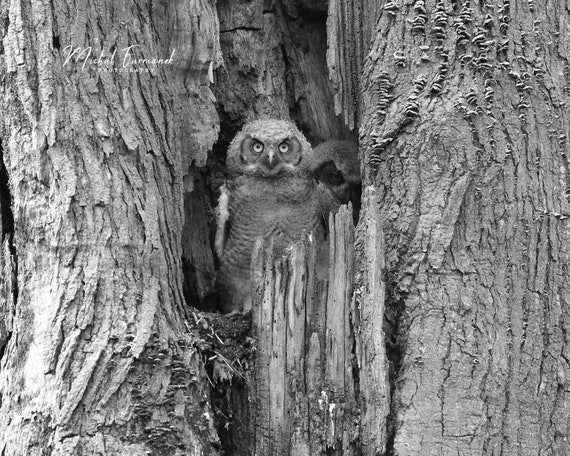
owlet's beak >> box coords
[260,146,279,171]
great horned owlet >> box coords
[214,119,323,313]
[311,140,361,218]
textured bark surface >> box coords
[349,0,570,454]
[214,0,352,144]
[0,0,221,454]
[0,239,15,357]
[352,186,389,455]
[327,0,383,129]
[182,168,216,305]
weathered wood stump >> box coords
[249,188,389,455]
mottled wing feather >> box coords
[317,181,342,215]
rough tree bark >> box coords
[0,0,222,454]
[332,0,570,454]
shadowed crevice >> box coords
[384,281,405,455]
[0,143,14,238]
[0,141,18,362]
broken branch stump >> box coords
[249,198,389,455]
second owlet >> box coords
[214,119,323,313]
[312,140,361,218]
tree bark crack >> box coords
[384,288,405,456]
[0,142,15,250]
[0,140,17,361]
[220,26,263,34]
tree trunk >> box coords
[0,0,222,454]
[340,0,570,454]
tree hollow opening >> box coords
[181,1,364,454]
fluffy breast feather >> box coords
[215,185,230,259]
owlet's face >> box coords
[227,119,313,177]
[311,140,361,204]
[240,135,302,176]
[315,162,352,203]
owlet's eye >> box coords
[278,141,290,154]
[252,141,264,154]
[329,171,345,185]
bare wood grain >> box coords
[353,186,389,454]
[327,0,382,129]
[250,206,386,455]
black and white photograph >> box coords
[0,0,569,454]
